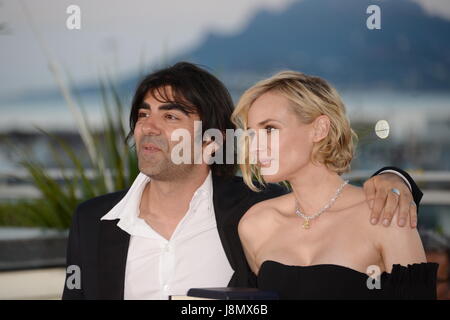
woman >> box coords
[231,71,437,299]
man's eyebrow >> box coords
[137,102,196,116]
[139,102,150,110]
[158,103,195,116]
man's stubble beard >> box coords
[137,131,205,181]
[141,162,195,182]
[138,147,198,182]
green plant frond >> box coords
[99,77,127,190]
[35,128,97,200]
[4,71,139,229]
[108,77,127,140]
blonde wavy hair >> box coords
[231,71,358,192]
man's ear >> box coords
[312,115,331,143]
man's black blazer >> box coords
[62,167,422,299]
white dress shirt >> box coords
[101,171,234,300]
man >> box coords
[62,62,422,299]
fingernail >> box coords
[399,218,406,227]
[371,218,378,225]
[383,219,390,226]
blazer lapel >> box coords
[212,175,252,283]
[98,219,130,299]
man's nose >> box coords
[141,116,161,135]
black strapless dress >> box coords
[257,260,438,300]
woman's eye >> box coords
[265,126,276,133]
[138,112,149,118]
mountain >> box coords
[175,0,450,91]
[3,0,449,104]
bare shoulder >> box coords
[239,197,282,226]
[343,185,420,244]
[335,185,425,270]
[238,193,290,238]
[331,184,377,233]
[333,184,371,218]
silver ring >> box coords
[410,201,416,206]
[391,188,401,196]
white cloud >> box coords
[412,0,450,20]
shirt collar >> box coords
[100,172,149,226]
[101,170,213,224]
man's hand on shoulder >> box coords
[363,173,417,229]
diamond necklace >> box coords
[294,180,349,229]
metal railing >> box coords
[1,169,450,204]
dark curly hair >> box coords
[127,61,238,177]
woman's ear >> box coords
[312,115,331,143]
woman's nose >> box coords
[249,130,268,153]
[249,133,259,154]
